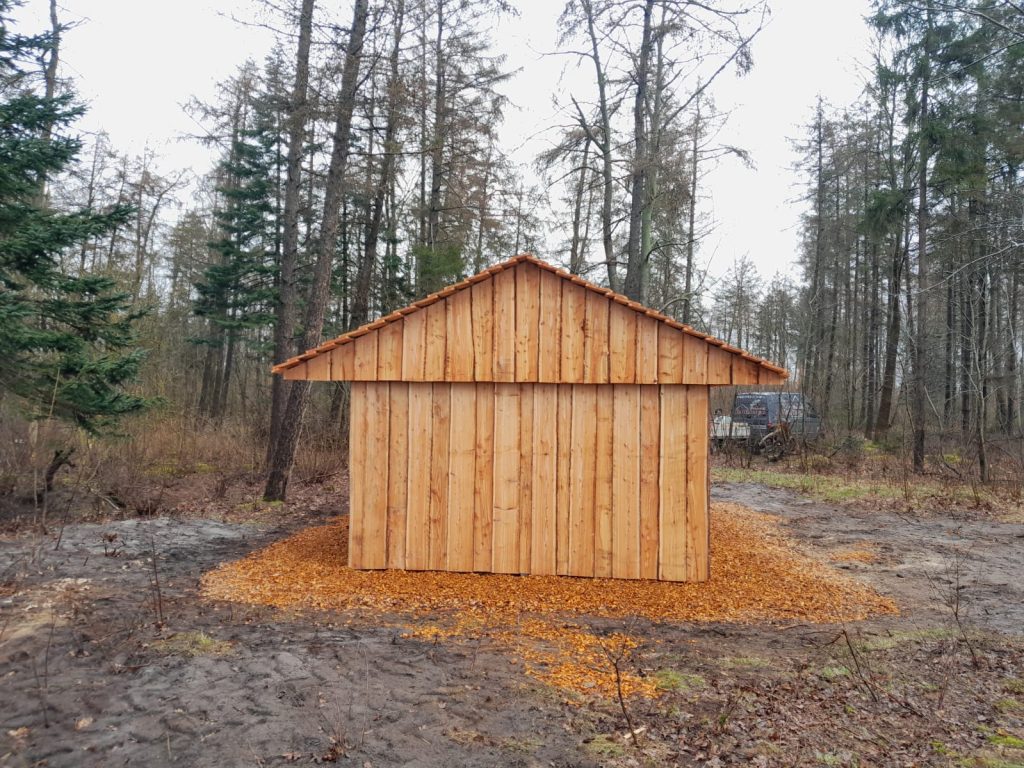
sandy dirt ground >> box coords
[1,483,1022,767]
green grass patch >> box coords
[584,734,625,758]
[712,467,896,504]
[153,631,232,657]
[858,628,955,652]
[718,656,771,670]
[652,669,706,692]
[996,699,1023,713]
[819,665,851,682]
[1005,680,1024,695]
[987,732,1024,750]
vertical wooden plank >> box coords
[386,383,408,570]
[584,292,610,383]
[732,357,758,385]
[530,384,558,575]
[471,280,493,381]
[424,300,447,380]
[331,344,355,380]
[515,264,540,381]
[611,385,640,579]
[348,382,367,569]
[491,383,520,572]
[401,310,427,381]
[568,385,596,577]
[283,361,309,380]
[560,283,586,382]
[609,302,637,384]
[473,384,495,572]
[658,326,683,383]
[308,350,332,380]
[518,384,534,573]
[493,267,516,381]
[447,383,476,571]
[353,332,378,380]
[707,344,733,384]
[361,383,389,568]
[681,333,708,385]
[376,320,404,380]
[428,383,450,569]
[405,383,432,570]
[445,289,474,380]
[659,385,688,581]
[639,385,660,580]
[686,386,710,582]
[537,269,562,382]
[555,385,573,575]
[594,384,614,577]
[636,315,659,384]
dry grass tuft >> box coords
[202,501,897,699]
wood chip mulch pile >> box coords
[201,501,897,699]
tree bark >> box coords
[264,0,370,501]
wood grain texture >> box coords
[424,300,447,381]
[445,289,474,380]
[401,310,426,381]
[376,320,403,380]
[361,382,389,568]
[471,280,494,381]
[681,333,708,385]
[636,315,659,384]
[333,344,355,380]
[611,385,640,579]
[530,384,557,575]
[658,385,688,581]
[308,349,331,380]
[348,382,367,568]
[568,385,596,576]
[707,345,732,384]
[657,326,683,383]
[473,384,494,571]
[560,282,586,382]
[685,386,710,581]
[515,264,540,381]
[385,383,408,569]
[446,383,476,571]
[555,385,573,575]
[609,302,637,384]
[518,384,534,573]
[491,383,520,572]
[639,385,660,580]
[353,332,378,380]
[493,268,516,381]
[537,269,562,382]
[584,292,610,383]
[428,383,451,569]
[593,384,614,577]
[404,383,432,569]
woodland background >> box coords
[1,0,1023,513]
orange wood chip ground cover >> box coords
[201,502,897,699]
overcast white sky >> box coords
[15,0,874,281]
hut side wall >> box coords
[348,381,710,582]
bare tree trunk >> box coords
[911,2,932,473]
[683,99,701,324]
[267,0,316,468]
[622,0,655,302]
[264,0,370,501]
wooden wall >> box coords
[285,261,779,387]
[348,381,710,582]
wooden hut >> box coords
[273,254,788,582]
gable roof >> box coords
[272,253,788,385]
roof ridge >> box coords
[271,253,788,376]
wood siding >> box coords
[284,261,786,386]
[348,381,711,582]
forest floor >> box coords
[0,470,1023,767]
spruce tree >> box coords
[0,2,147,433]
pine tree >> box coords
[0,2,146,434]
